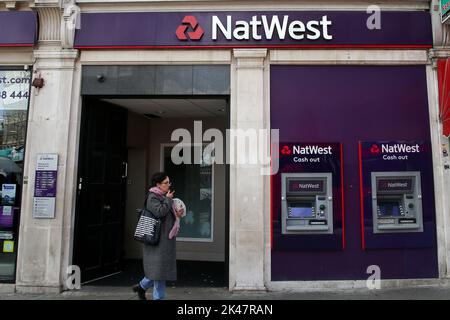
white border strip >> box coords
[427,64,450,278]
[76,1,430,13]
[270,49,429,65]
[80,50,231,65]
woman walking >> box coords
[133,172,183,300]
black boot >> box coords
[132,284,147,300]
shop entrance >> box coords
[73,95,229,288]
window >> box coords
[163,145,214,242]
[0,69,31,282]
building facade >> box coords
[0,0,449,294]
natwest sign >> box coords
[75,11,432,49]
[292,145,333,155]
[211,15,332,41]
[362,141,425,162]
[370,143,421,155]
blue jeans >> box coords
[139,277,166,300]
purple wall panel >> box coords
[0,11,37,46]
[270,66,438,280]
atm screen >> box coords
[377,178,413,192]
[288,205,314,218]
[288,180,324,193]
[378,201,402,217]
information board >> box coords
[33,154,58,219]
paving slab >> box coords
[1,285,450,300]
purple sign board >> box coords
[75,11,431,49]
[0,11,37,46]
[272,142,344,251]
[34,171,57,198]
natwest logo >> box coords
[381,144,420,154]
[370,144,381,155]
[281,145,292,155]
[212,15,333,41]
[176,16,205,41]
[369,143,421,159]
[293,145,332,155]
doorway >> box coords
[72,98,127,282]
[73,96,229,288]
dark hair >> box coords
[151,172,168,187]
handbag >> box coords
[134,194,162,246]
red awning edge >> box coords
[438,59,450,137]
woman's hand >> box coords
[166,190,175,199]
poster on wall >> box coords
[0,70,31,189]
[0,70,31,111]
[0,206,13,228]
[33,154,58,219]
[3,240,14,253]
[1,184,16,206]
[0,231,13,240]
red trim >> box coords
[340,143,345,250]
[438,59,450,137]
[74,44,432,50]
[358,142,366,251]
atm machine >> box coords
[371,172,423,233]
[281,173,333,234]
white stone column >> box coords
[425,61,449,279]
[15,2,81,293]
[427,49,450,279]
[430,0,450,279]
[229,49,268,291]
[15,46,79,293]
[431,0,444,46]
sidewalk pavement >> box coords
[1,284,450,300]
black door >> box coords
[73,98,128,282]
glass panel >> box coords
[0,70,31,282]
[164,145,213,241]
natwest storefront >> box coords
[9,3,449,293]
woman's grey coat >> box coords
[142,192,176,281]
